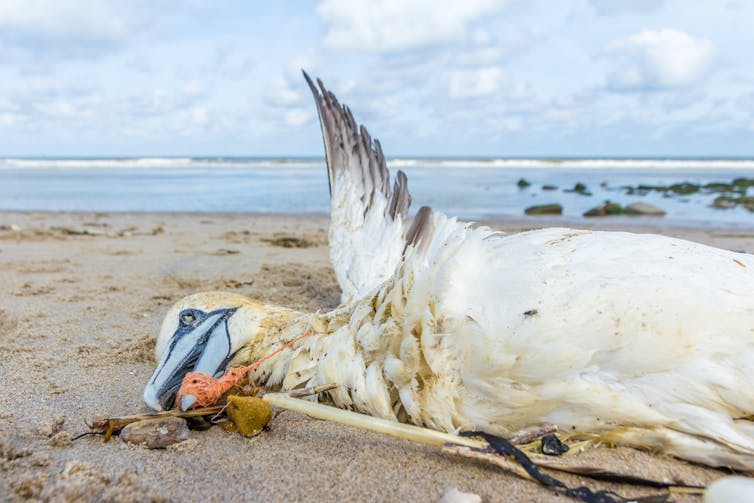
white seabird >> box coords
[144,72,754,470]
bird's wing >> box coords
[304,72,412,304]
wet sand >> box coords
[1,211,752,502]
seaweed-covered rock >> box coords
[625,203,666,216]
[525,204,562,215]
[584,202,624,217]
[712,195,754,211]
[740,197,754,212]
[712,196,738,210]
[733,178,754,189]
[669,182,700,195]
[517,178,531,188]
[564,182,591,196]
[704,182,736,193]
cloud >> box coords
[602,29,715,91]
[260,72,315,128]
[590,0,665,15]
[0,0,133,59]
[316,0,506,52]
[449,67,504,99]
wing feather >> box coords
[304,71,416,303]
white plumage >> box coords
[144,73,754,470]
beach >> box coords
[1,211,751,502]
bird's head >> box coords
[142,291,271,411]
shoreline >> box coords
[2,209,752,232]
[0,211,748,501]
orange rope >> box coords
[176,327,313,409]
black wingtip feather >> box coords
[303,72,414,224]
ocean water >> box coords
[1,157,753,228]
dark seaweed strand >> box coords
[461,432,669,503]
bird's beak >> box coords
[143,307,238,411]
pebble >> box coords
[541,433,569,455]
[120,417,190,449]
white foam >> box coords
[3,157,754,171]
[386,158,754,170]
[0,157,325,170]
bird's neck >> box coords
[250,276,454,429]
[235,304,351,389]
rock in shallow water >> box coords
[525,203,562,215]
[120,417,190,449]
[584,202,624,217]
[625,202,666,216]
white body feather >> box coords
[272,213,754,469]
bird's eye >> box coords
[180,311,197,326]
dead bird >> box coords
[144,72,754,470]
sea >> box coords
[1,157,753,228]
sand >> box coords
[1,211,751,502]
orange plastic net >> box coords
[176,328,313,409]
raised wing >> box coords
[304,71,414,304]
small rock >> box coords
[120,417,190,449]
[541,433,569,456]
[517,178,531,188]
[439,488,482,503]
[625,202,666,216]
[525,203,562,215]
[541,184,558,191]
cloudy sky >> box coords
[1,0,752,157]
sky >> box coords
[1,0,753,157]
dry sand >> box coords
[1,211,752,502]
